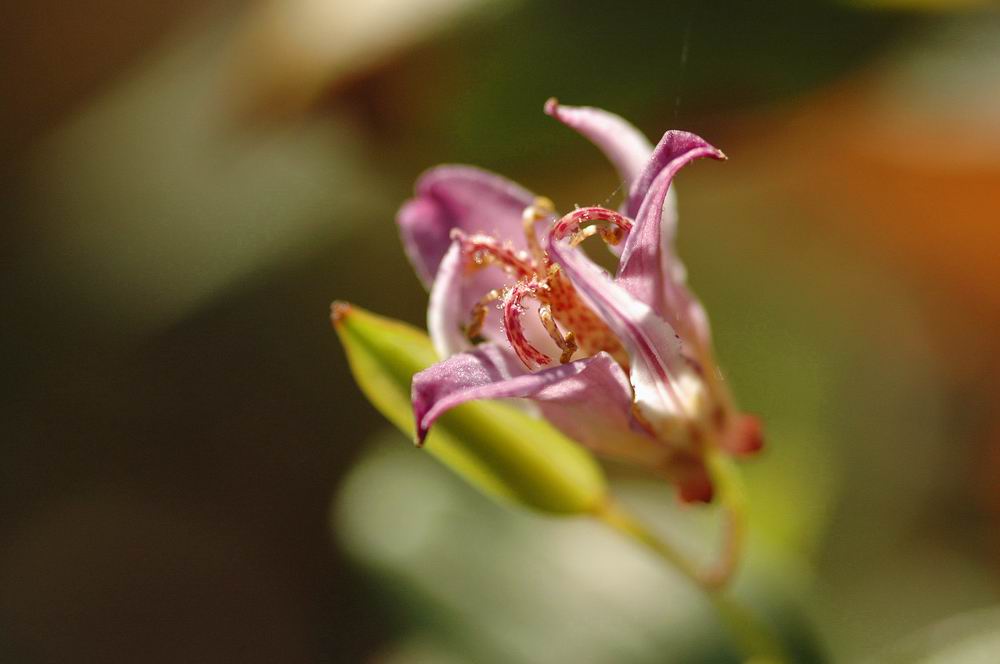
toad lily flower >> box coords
[400,99,762,504]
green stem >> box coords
[703,448,748,589]
[593,458,786,663]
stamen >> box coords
[568,224,600,247]
[538,304,577,363]
[502,281,552,369]
[569,222,627,248]
[522,196,555,264]
[464,288,501,343]
[452,230,535,278]
[551,206,632,245]
[602,224,626,246]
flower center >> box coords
[456,199,632,370]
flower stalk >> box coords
[593,464,786,664]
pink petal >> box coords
[544,98,652,189]
[546,236,700,435]
[616,133,725,336]
[426,241,478,358]
[412,345,663,466]
[623,130,723,218]
[397,165,535,286]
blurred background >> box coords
[2,0,1000,661]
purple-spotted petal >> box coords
[412,345,663,465]
[546,235,701,436]
[397,165,535,286]
[616,133,725,329]
[544,98,652,189]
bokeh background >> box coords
[3,0,1000,662]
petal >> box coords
[427,240,476,359]
[397,165,535,286]
[616,133,725,329]
[623,130,722,218]
[546,236,703,436]
[532,356,666,466]
[412,345,664,466]
[412,344,523,445]
[544,98,652,189]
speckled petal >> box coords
[547,234,700,435]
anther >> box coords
[569,224,601,248]
[464,289,501,343]
[602,224,625,246]
[538,304,577,363]
[522,196,556,264]
[568,223,624,248]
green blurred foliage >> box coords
[367,0,910,172]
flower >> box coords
[399,99,762,503]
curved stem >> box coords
[595,498,703,582]
[603,447,748,589]
[708,592,788,664]
[593,492,785,663]
[701,448,748,589]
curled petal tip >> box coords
[331,300,352,326]
[543,97,559,115]
[708,145,727,161]
[414,426,428,448]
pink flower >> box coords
[399,99,762,503]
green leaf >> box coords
[332,301,608,515]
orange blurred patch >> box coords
[737,74,1000,362]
